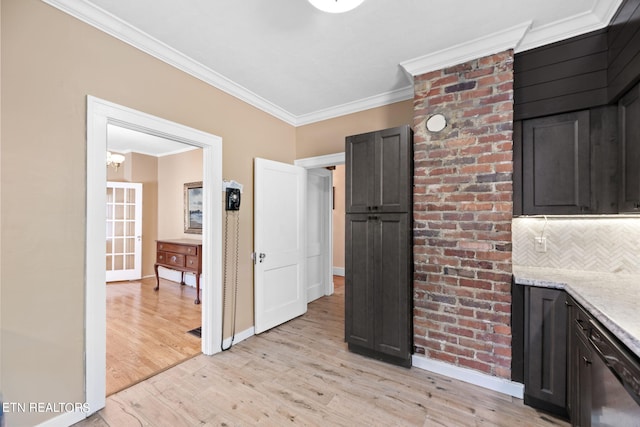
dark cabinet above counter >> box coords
[513,106,619,216]
[513,0,640,216]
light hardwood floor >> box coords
[79,277,569,426]
[106,277,202,396]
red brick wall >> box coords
[412,50,514,379]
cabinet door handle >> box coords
[583,356,592,366]
[171,256,177,262]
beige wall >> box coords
[332,165,345,271]
[295,100,413,158]
[158,149,203,241]
[1,0,294,425]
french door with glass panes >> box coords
[106,181,143,282]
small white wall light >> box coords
[426,114,447,132]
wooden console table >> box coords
[154,239,202,304]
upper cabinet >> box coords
[618,82,640,212]
[521,111,591,215]
[514,106,618,216]
[345,125,413,214]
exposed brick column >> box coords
[412,50,514,379]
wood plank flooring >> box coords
[106,278,202,396]
[79,277,569,426]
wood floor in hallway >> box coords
[106,277,202,396]
[79,277,569,426]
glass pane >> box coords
[115,188,125,203]
[114,255,124,270]
[125,238,135,252]
[106,222,113,238]
[106,188,114,203]
[126,221,135,235]
[126,188,136,203]
[126,204,136,220]
[106,205,113,220]
[114,205,124,220]
[106,255,113,271]
[106,238,113,253]
[114,238,124,254]
[125,255,135,269]
[114,222,124,237]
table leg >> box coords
[154,263,160,291]
[195,273,201,305]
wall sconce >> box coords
[106,151,125,171]
[308,0,365,13]
[426,114,447,133]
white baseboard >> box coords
[332,267,345,276]
[222,326,254,349]
[412,354,524,398]
[158,266,198,288]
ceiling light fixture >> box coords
[308,0,365,13]
[106,151,125,171]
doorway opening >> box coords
[295,152,345,307]
[86,96,223,415]
[104,127,205,395]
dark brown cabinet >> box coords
[346,125,412,213]
[618,82,640,212]
[345,125,413,368]
[567,296,592,426]
[521,111,591,215]
[514,106,618,216]
[523,286,568,417]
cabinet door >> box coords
[573,334,592,427]
[523,111,590,214]
[619,83,640,212]
[346,133,376,213]
[373,213,411,362]
[346,125,412,213]
[524,287,568,416]
[345,214,375,348]
[375,126,412,213]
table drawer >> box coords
[186,255,199,271]
[157,242,198,256]
[158,251,185,268]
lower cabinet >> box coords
[523,286,569,417]
[345,213,412,367]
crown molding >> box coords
[294,86,414,126]
[516,0,624,53]
[41,0,299,125]
[400,21,532,78]
[42,0,625,126]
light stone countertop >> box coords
[512,265,640,359]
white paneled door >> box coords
[106,181,142,282]
[306,168,332,303]
[254,158,307,334]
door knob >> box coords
[259,253,266,263]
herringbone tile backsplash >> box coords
[513,217,640,273]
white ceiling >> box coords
[45,0,623,154]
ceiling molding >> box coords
[400,21,532,78]
[515,0,624,53]
[294,86,415,126]
[41,0,298,125]
[41,0,625,127]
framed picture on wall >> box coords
[184,181,203,234]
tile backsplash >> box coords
[512,217,640,274]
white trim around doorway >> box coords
[85,96,223,418]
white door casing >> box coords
[254,158,307,334]
[306,168,332,302]
[86,96,223,418]
[105,181,142,282]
